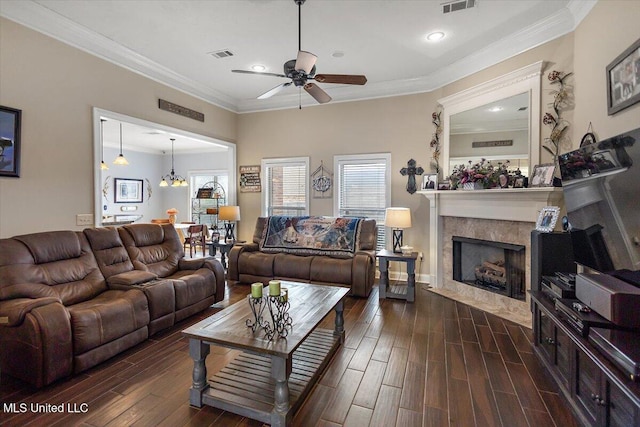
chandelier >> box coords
[159,138,188,187]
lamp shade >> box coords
[384,207,411,229]
[218,205,241,221]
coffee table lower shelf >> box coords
[201,328,340,424]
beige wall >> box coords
[0,18,236,237]
[573,1,640,144]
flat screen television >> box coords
[559,126,640,287]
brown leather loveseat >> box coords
[228,216,377,297]
[0,223,224,388]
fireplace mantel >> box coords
[418,187,563,287]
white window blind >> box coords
[334,154,391,250]
[262,157,309,216]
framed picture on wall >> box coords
[114,178,143,203]
[0,105,22,178]
[607,37,640,115]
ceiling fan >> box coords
[232,0,367,106]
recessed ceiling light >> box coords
[488,106,503,112]
[332,51,345,58]
[251,64,266,72]
[426,32,445,42]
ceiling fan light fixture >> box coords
[426,31,445,42]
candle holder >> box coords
[263,294,292,341]
[245,295,267,333]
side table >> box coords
[376,249,418,302]
[209,240,245,269]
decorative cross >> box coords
[400,159,424,194]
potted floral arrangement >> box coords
[449,159,510,190]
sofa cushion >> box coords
[310,257,352,285]
[273,254,312,281]
[170,270,215,310]
[67,289,149,354]
[238,251,274,277]
[260,216,363,258]
[84,227,135,279]
[119,224,183,277]
[14,231,82,264]
[11,232,106,306]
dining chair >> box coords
[183,224,206,257]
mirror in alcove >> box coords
[93,109,236,227]
[449,92,530,177]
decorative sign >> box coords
[196,188,214,199]
[158,99,204,122]
[472,140,513,148]
[240,165,261,193]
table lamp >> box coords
[384,207,411,253]
[218,205,241,243]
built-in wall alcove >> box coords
[92,108,237,228]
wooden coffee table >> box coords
[182,281,349,427]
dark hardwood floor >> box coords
[0,281,578,427]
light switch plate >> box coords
[76,214,93,226]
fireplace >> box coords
[452,236,525,300]
[419,187,563,326]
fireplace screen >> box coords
[452,236,526,300]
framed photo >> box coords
[114,178,143,203]
[0,105,22,177]
[422,173,438,190]
[437,182,450,190]
[513,176,525,188]
[606,37,640,115]
[530,163,555,187]
[536,206,560,233]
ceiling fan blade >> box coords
[232,70,287,78]
[295,50,317,74]
[304,83,331,104]
[258,82,292,99]
[314,74,368,85]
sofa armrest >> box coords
[228,243,259,281]
[0,299,73,387]
[107,270,158,286]
[351,252,376,297]
[178,257,226,303]
[0,297,62,327]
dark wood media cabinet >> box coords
[530,291,640,426]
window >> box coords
[334,153,391,250]
[262,157,309,216]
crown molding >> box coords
[2,0,595,114]
[0,1,239,112]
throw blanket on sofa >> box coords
[260,216,363,257]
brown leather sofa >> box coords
[0,224,224,388]
[228,217,377,297]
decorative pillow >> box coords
[260,216,363,258]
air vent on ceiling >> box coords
[442,0,476,14]
[209,49,235,59]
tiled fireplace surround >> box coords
[420,187,563,327]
